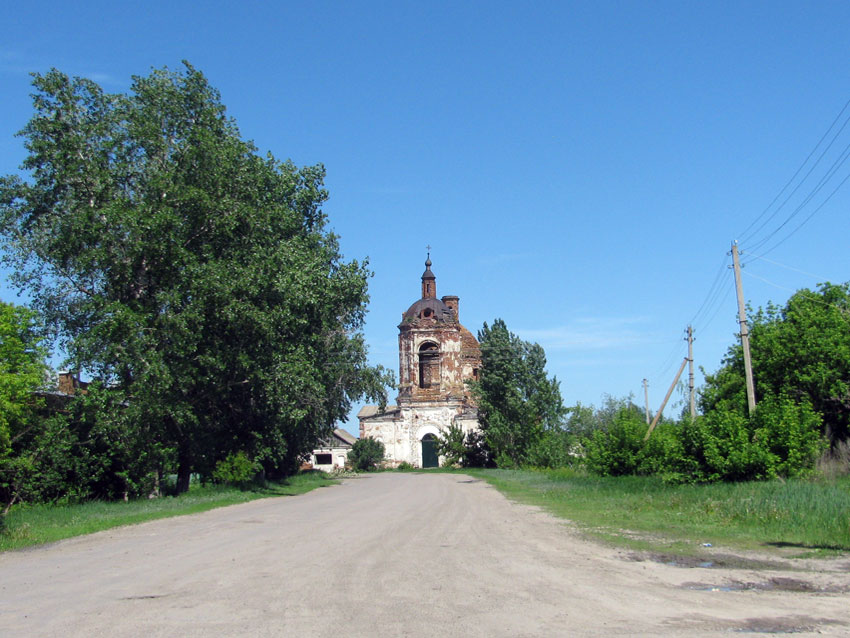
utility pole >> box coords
[687,325,695,420]
[642,378,650,425]
[731,241,757,414]
[645,357,688,441]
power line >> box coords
[688,252,731,328]
[741,254,826,280]
[746,167,850,258]
[738,96,850,246]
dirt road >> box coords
[1,473,848,637]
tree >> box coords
[0,64,392,494]
[469,319,565,467]
[0,302,50,513]
[701,282,850,443]
[347,437,385,471]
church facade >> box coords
[358,256,481,467]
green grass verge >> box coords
[0,471,337,552]
[465,468,850,556]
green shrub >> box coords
[583,408,648,476]
[752,394,827,478]
[435,424,466,466]
[527,429,574,469]
[666,395,826,483]
[396,461,414,472]
[212,451,259,486]
[348,438,385,471]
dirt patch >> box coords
[628,550,788,570]
[668,614,846,634]
[683,576,848,594]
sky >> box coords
[2,1,850,436]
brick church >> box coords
[358,255,481,467]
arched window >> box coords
[418,342,440,389]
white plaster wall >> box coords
[360,404,481,468]
[312,447,351,472]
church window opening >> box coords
[418,342,440,389]
[314,453,332,465]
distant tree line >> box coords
[440,282,848,482]
[0,64,392,514]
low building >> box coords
[310,428,357,471]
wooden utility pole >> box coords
[687,325,695,420]
[644,357,688,441]
[642,378,650,425]
[731,241,757,414]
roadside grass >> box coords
[0,471,337,552]
[465,468,850,556]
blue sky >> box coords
[3,1,850,435]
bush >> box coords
[212,451,259,486]
[436,424,466,466]
[663,395,826,483]
[348,438,385,471]
[396,461,414,472]
[582,408,648,476]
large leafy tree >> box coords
[470,318,565,467]
[701,282,850,443]
[0,302,50,512]
[0,63,390,492]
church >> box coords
[358,255,481,467]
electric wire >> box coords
[687,252,731,329]
[699,282,735,334]
[742,269,850,323]
[746,166,850,258]
[742,254,826,280]
[738,96,850,246]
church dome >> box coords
[402,297,455,323]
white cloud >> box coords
[516,316,653,351]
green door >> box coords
[421,434,439,468]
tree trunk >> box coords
[176,445,192,494]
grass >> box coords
[0,471,337,552]
[465,468,850,556]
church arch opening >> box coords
[421,433,439,468]
[418,341,440,389]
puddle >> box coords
[683,577,846,594]
[629,551,786,570]
[733,616,824,633]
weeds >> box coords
[470,468,850,554]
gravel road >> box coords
[1,472,848,637]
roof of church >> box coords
[357,405,400,419]
[401,297,455,323]
[422,255,435,280]
[459,324,481,354]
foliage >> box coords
[526,428,574,469]
[0,303,47,457]
[435,424,495,468]
[582,404,651,476]
[0,302,51,514]
[469,318,565,467]
[396,461,414,472]
[580,393,825,483]
[0,64,392,496]
[348,437,385,471]
[435,424,466,466]
[212,451,259,486]
[701,282,850,443]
